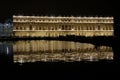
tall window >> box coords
[68,25,71,30]
[62,25,64,30]
[78,26,80,30]
[98,26,100,30]
[106,26,108,30]
[16,27,18,30]
[20,27,22,30]
[30,25,32,30]
[39,27,41,30]
[65,25,67,30]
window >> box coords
[106,26,109,30]
[69,25,71,30]
[65,25,67,30]
[16,27,18,30]
[62,25,64,30]
[55,26,57,30]
[30,25,32,30]
[20,27,22,30]
[90,26,92,30]
[39,27,41,30]
[86,26,88,30]
[78,26,81,30]
[98,26,100,30]
[68,19,71,22]
[109,27,111,30]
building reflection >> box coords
[0,41,13,63]
[0,41,13,56]
[13,40,113,63]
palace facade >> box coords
[13,16,114,37]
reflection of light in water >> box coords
[106,55,109,59]
[45,55,47,62]
[6,47,9,55]
[89,55,93,61]
[78,57,81,61]
[13,40,113,63]
[19,58,24,64]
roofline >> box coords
[13,15,114,19]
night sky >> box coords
[0,0,118,22]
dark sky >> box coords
[0,0,118,22]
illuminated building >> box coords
[13,16,114,37]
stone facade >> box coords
[13,16,114,37]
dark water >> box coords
[13,40,113,63]
[0,40,120,73]
[0,40,113,63]
[0,41,13,64]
